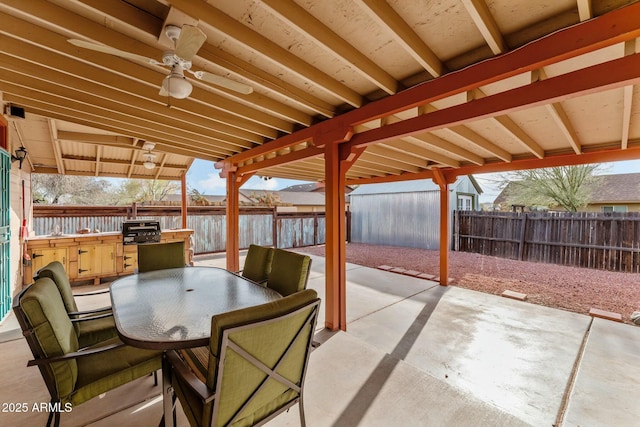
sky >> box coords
[186,158,640,204]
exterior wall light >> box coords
[11,146,28,169]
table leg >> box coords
[161,352,175,427]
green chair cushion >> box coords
[20,278,79,400]
[210,289,318,427]
[137,241,185,273]
[76,316,119,349]
[241,245,274,284]
[266,249,311,297]
[36,261,78,313]
[172,289,318,427]
[72,337,161,405]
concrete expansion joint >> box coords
[554,317,594,427]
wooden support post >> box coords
[181,174,188,229]
[225,170,241,272]
[223,170,254,270]
[324,142,347,331]
[433,169,451,286]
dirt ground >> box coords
[298,243,640,324]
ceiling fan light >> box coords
[143,160,156,170]
[162,74,192,99]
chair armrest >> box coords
[69,306,112,316]
[167,350,217,403]
[70,311,113,322]
[73,289,110,297]
[27,342,124,367]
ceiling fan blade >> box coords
[68,39,160,65]
[174,25,207,61]
[192,71,253,95]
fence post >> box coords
[272,208,278,248]
[518,213,528,260]
[453,210,459,252]
[313,212,318,246]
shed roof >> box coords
[349,176,480,196]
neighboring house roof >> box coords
[280,183,354,193]
[349,176,482,196]
[280,183,324,192]
[165,194,229,204]
[589,173,640,203]
[494,173,640,206]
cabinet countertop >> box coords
[26,229,194,241]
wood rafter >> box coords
[260,0,399,95]
[356,0,444,77]
[462,0,506,54]
[169,0,363,107]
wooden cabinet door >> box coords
[123,250,138,273]
[97,244,116,275]
[32,248,69,272]
[78,244,116,277]
[77,246,96,277]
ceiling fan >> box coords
[68,24,253,99]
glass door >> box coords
[0,149,10,320]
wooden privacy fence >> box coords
[31,204,347,255]
[455,211,640,273]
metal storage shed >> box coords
[349,176,481,249]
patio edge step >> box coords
[589,308,623,322]
[501,290,527,301]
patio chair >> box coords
[238,244,274,285]
[35,261,117,348]
[137,241,186,273]
[12,277,162,427]
[266,249,312,296]
[167,288,320,427]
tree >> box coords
[114,179,180,204]
[498,165,602,211]
[32,174,111,204]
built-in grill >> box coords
[122,220,161,245]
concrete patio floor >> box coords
[1,251,639,426]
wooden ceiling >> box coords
[1,0,639,183]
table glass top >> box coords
[110,267,282,349]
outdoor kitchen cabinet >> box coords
[77,244,117,278]
[23,229,193,285]
[30,247,69,274]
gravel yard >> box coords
[298,243,640,324]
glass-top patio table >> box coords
[110,266,282,427]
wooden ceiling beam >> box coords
[261,0,399,95]
[222,4,640,169]
[577,0,593,21]
[56,131,137,147]
[2,93,231,160]
[47,118,65,174]
[60,154,187,171]
[0,84,242,160]
[470,88,544,159]
[356,0,444,77]
[348,53,640,152]
[169,0,364,107]
[444,125,511,162]
[0,5,302,131]
[461,0,506,54]
[0,30,276,140]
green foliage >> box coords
[498,165,602,212]
[113,179,180,205]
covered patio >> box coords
[2,2,640,426]
[3,0,640,332]
[2,252,639,426]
